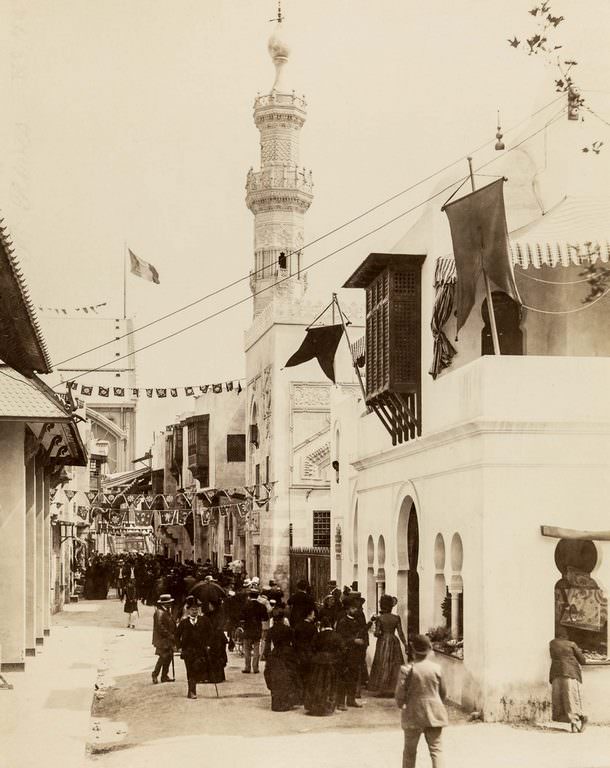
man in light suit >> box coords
[395,634,449,768]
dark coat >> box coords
[287,590,317,627]
[549,638,586,683]
[240,599,269,640]
[176,615,213,659]
[152,606,175,653]
[336,615,367,673]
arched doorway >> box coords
[366,535,375,619]
[396,499,410,632]
[352,502,359,585]
[377,535,386,614]
[433,533,447,627]
[407,505,420,637]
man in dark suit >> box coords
[152,593,176,684]
[287,579,317,628]
[176,596,213,699]
[336,596,368,709]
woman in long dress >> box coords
[304,616,345,716]
[263,614,302,711]
[549,626,587,732]
[368,594,406,697]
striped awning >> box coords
[437,195,610,280]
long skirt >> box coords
[264,648,302,711]
[368,633,404,696]
[551,676,583,723]
[304,658,339,716]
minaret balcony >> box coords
[254,92,307,110]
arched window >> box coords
[481,292,523,356]
[433,534,446,628]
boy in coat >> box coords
[395,634,448,768]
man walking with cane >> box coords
[152,593,176,684]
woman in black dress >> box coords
[304,616,345,716]
[123,579,138,628]
[263,612,302,711]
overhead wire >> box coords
[56,104,572,390]
[53,95,565,368]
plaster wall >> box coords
[0,422,26,669]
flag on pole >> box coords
[442,178,521,332]
[284,324,344,383]
[129,249,160,284]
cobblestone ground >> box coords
[1,598,610,768]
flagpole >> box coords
[467,158,500,356]
[333,293,369,409]
[123,242,127,320]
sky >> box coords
[1,0,610,451]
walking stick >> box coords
[171,652,175,681]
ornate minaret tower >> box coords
[246,5,314,317]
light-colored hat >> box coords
[157,593,174,604]
[243,578,252,587]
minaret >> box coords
[246,5,314,317]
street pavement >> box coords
[1,598,610,768]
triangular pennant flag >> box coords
[81,385,93,396]
[64,489,77,501]
[284,324,344,383]
[156,388,167,398]
[105,493,116,504]
[237,381,243,394]
[76,506,89,521]
[132,388,140,397]
[225,381,234,392]
[263,482,273,494]
[185,386,194,396]
[98,386,110,397]
[50,489,57,501]
[442,177,521,332]
[200,385,209,394]
[85,491,98,503]
[212,383,222,394]
[170,388,178,398]
[244,486,257,498]
[146,388,153,398]
[113,387,125,397]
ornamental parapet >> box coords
[246,166,313,194]
[254,92,307,110]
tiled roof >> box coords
[0,218,52,374]
[0,365,72,421]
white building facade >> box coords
[331,128,610,723]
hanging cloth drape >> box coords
[429,258,457,380]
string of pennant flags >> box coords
[64,380,244,398]
[37,302,108,315]
[51,483,274,531]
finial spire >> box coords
[277,1,283,23]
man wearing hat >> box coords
[395,634,448,768]
[176,595,214,699]
[336,595,369,709]
[240,588,269,673]
[152,593,176,684]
